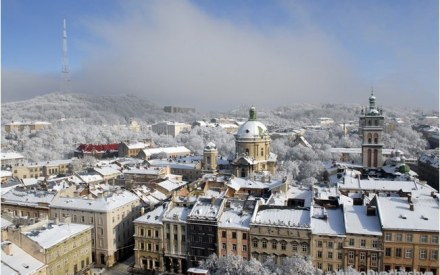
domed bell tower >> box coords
[359,90,384,168]
[203,142,218,173]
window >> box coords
[396,233,403,242]
[155,244,159,251]
[432,250,438,260]
[406,234,413,242]
[243,233,247,240]
[327,264,333,272]
[348,251,354,263]
[262,240,267,249]
[372,240,378,248]
[302,243,308,252]
[281,243,286,250]
[222,231,226,238]
[349,239,354,246]
[385,248,392,257]
[232,232,237,239]
[420,249,427,259]
[140,228,144,236]
[253,240,258,248]
[222,243,226,250]
[360,239,366,247]
[328,252,333,259]
[148,230,151,237]
[338,242,343,249]
[396,248,402,257]
[243,245,247,251]
[155,230,159,238]
[385,233,392,241]
[338,252,342,260]
[317,241,322,248]
[405,249,413,258]
[371,253,378,267]
[232,244,237,251]
[81,216,85,223]
[421,235,428,243]
[327,241,333,249]
[360,252,366,263]
[317,263,322,270]
[432,235,439,244]
[318,251,323,258]
[90,217,94,224]
[292,243,297,251]
[272,241,277,249]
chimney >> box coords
[407,193,412,203]
[211,197,216,205]
[141,207,145,216]
[409,203,414,211]
[2,241,13,256]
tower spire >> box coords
[61,18,71,93]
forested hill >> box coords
[1,93,200,125]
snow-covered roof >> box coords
[0,152,25,160]
[2,188,57,207]
[149,190,168,201]
[75,173,104,184]
[218,201,252,230]
[163,206,192,223]
[189,198,224,220]
[123,167,164,175]
[376,194,439,232]
[28,159,73,167]
[135,203,168,225]
[23,223,92,249]
[419,153,439,168]
[50,190,140,212]
[157,179,188,192]
[141,146,191,157]
[126,142,148,149]
[343,205,382,236]
[1,218,12,229]
[254,208,311,228]
[340,174,422,193]
[94,167,121,177]
[236,120,270,140]
[329,148,395,155]
[227,176,284,191]
[0,170,13,178]
[311,207,346,236]
[1,242,45,274]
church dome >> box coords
[236,107,269,139]
[204,142,217,151]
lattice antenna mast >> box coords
[61,18,71,93]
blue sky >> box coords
[2,0,438,111]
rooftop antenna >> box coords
[61,18,71,93]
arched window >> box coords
[368,120,372,126]
[245,148,249,155]
[367,133,372,144]
[374,119,378,126]
[367,149,372,167]
[373,133,379,144]
[373,149,378,167]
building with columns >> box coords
[359,91,385,168]
[232,107,277,178]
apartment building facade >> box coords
[49,189,142,267]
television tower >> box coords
[61,18,71,93]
